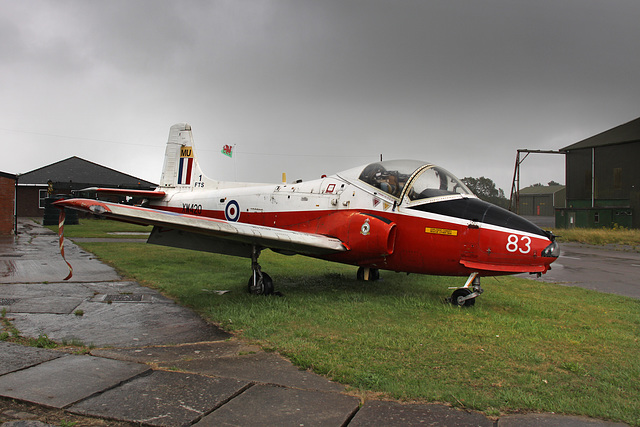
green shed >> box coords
[518,185,566,217]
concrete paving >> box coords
[0,343,64,376]
[0,221,119,284]
[497,414,629,427]
[70,370,250,426]
[195,384,359,426]
[349,400,494,426]
[0,219,631,426]
[0,355,150,408]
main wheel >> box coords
[356,267,380,281]
[451,288,475,307]
[247,272,274,295]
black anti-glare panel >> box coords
[409,198,547,237]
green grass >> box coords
[552,226,640,247]
[58,219,640,424]
[44,218,151,238]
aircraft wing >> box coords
[53,198,347,257]
[79,187,167,199]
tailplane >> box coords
[159,123,216,189]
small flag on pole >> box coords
[221,145,233,158]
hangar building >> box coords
[17,157,156,217]
[517,185,566,217]
[557,117,640,229]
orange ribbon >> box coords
[58,209,73,281]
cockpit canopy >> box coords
[341,159,474,203]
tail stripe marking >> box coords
[177,146,194,185]
[185,157,193,184]
[177,156,185,184]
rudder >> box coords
[159,123,214,189]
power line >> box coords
[0,127,159,148]
[1,127,375,160]
[232,150,373,159]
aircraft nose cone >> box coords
[542,240,560,258]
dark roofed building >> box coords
[558,117,640,228]
[17,157,156,217]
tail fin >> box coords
[159,123,216,189]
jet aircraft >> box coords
[55,123,559,306]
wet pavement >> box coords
[521,242,640,299]
[0,219,630,426]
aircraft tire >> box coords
[451,288,475,307]
[356,267,380,281]
[248,272,274,296]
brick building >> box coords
[0,171,17,235]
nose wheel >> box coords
[451,288,476,307]
[449,272,483,307]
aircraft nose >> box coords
[487,203,559,261]
[411,197,552,237]
[542,239,560,258]
[409,197,557,249]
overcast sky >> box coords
[2,0,640,193]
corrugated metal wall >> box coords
[564,141,640,228]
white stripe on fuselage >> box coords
[154,179,549,243]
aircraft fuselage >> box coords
[151,172,556,278]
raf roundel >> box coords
[225,200,240,222]
[360,218,371,236]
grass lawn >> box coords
[60,220,640,425]
[48,218,151,238]
[551,227,640,249]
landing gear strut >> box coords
[449,272,483,307]
[357,267,380,281]
[247,246,274,295]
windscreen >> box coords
[358,160,425,198]
[406,166,473,201]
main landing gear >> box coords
[247,246,274,295]
[356,267,380,281]
[448,272,483,307]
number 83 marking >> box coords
[506,234,531,254]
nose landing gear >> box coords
[448,272,483,307]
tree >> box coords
[461,176,508,208]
